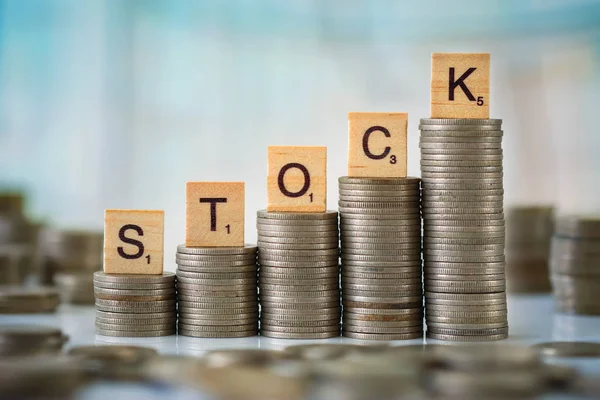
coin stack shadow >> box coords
[419,118,508,341]
[257,210,341,339]
[550,215,600,315]
[176,244,259,337]
[506,206,554,293]
[93,271,176,337]
[338,177,423,340]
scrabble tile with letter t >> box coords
[186,182,245,247]
[104,209,164,274]
[431,52,490,119]
[267,146,327,212]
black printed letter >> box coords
[117,224,144,259]
[200,198,227,231]
[362,126,391,160]
[449,67,476,101]
[278,163,310,198]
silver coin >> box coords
[424,246,504,255]
[426,332,508,341]
[422,199,503,207]
[95,322,175,332]
[176,259,257,268]
[259,276,337,285]
[424,231,505,239]
[342,277,421,286]
[178,294,257,303]
[423,209,504,217]
[420,129,503,138]
[425,222,505,229]
[261,312,340,322]
[258,260,339,268]
[260,300,339,309]
[338,176,421,185]
[342,319,422,328]
[260,305,341,315]
[257,209,338,220]
[338,184,420,192]
[425,310,507,319]
[342,272,421,280]
[176,253,256,262]
[178,300,258,309]
[345,307,423,316]
[257,241,338,250]
[426,326,509,336]
[259,288,338,297]
[259,283,338,292]
[257,235,339,244]
[343,290,421,299]
[95,328,175,337]
[341,254,420,262]
[420,118,502,125]
[426,304,507,312]
[176,264,258,273]
[342,260,422,267]
[178,322,258,332]
[178,311,258,319]
[258,256,339,264]
[260,330,339,339]
[340,224,421,232]
[95,316,176,325]
[176,244,257,255]
[340,242,421,251]
[92,281,174,290]
[95,299,175,312]
[424,255,505,263]
[94,310,176,320]
[176,270,256,280]
[424,272,504,281]
[177,307,258,315]
[338,200,420,209]
[341,249,421,257]
[338,213,420,221]
[422,180,504,188]
[425,292,506,301]
[342,265,421,274]
[420,146,503,155]
[259,266,338,276]
[339,207,420,215]
[342,282,420,292]
[259,325,339,334]
[178,329,257,338]
[420,142,502,150]
[256,218,338,226]
[258,249,339,257]
[421,159,503,167]
[342,331,422,340]
[260,318,339,328]
[421,153,503,161]
[342,325,422,334]
[340,217,420,226]
[342,295,422,303]
[424,236,505,245]
[257,224,338,233]
[178,317,258,326]
[339,195,420,203]
[425,321,508,330]
[420,136,502,143]
[423,188,504,197]
[93,287,176,296]
[338,189,419,197]
[343,308,422,319]
[176,277,256,286]
[421,166,503,174]
[93,271,175,284]
[423,196,504,204]
[425,268,505,278]
[258,230,339,238]
[341,231,421,240]
[425,278,505,287]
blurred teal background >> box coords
[0,0,599,267]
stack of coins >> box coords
[93,272,176,337]
[338,177,423,340]
[40,230,103,285]
[176,245,258,338]
[550,215,600,315]
[0,325,67,357]
[257,210,340,339]
[419,118,508,341]
[506,206,554,293]
[0,286,60,314]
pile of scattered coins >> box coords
[176,244,259,337]
[419,118,508,341]
[93,272,176,337]
[257,210,341,339]
[338,177,423,340]
[551,215,600,315]
[506,206,554,293]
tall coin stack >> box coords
[506,206,554,293]
[176,245,259,337]
[93,272,176,337]
[419,118,508,341]
[550,215,600,315]
[257,210,341,339]
[338,177,423,340]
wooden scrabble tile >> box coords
[431,53,490,119]
[267,146,327,212]
[186,182,244,247]
[104,210,164,274]
[348,112,407,178]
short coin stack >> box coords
[0,286,60,314]
[506,206,554,293]
[338,177,423,340]
[257,210,340,339]
[550,215,600,315]
[419,118,508,341]
[176,245,259,337]
[93,272,176,337]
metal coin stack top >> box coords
[419,118,508,341]
[93,271,176,337]
[506,206,554,293]
[257,210,340,339]
[550,215,600,315]
[176,244,258,338]
[338,177,423,341]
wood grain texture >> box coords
[267,146,327,212]
[104,209,164,274]
[431,53,490,119]
[348,112,407,178]
[186,182,245,247]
